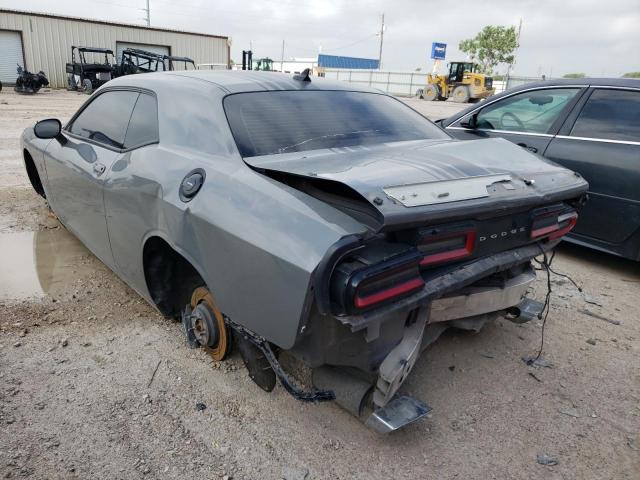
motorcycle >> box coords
[14,65,49,94]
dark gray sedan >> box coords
[21,71,587,432]
[439,78,640,260]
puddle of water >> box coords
[0,228,94,300]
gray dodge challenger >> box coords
[21,70,588,432]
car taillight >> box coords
[418,229,476,266]
[330,245,424,314]
[353,265,424,309]
[530,206,578,241]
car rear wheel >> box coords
[183,286,230,361]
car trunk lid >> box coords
[245,137,588,231]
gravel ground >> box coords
[0,89,638,479]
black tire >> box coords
[0,81,3,92]
[423,84,439,101]
[66,75,76,91]
[24,150,46,198]
[82,79,93,94]
[450,86,470,103]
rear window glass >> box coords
[570,89,640,142]
[224,90,449,157]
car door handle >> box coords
[93,163,106,175]
[517,143,538,153]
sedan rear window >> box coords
[224,90,449,157]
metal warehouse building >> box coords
[0,9,230,88]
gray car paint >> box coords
[21,71,588,349]
[246,137,587,229]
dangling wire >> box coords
[529,245,552,363]
[529,245,585,364]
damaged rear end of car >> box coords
[217,86,588,432]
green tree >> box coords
[458,25,519,74]
[563,73,586,78]
[622,72,640,78]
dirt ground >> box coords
[0,89,638,479]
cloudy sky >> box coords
[1,0,638,76]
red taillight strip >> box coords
[548,214,578,240]
[531,212,578,240]
[354,277,424,309]
[420,231,476,266]
[530,223,560,238]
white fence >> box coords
[321,69,427,97]
[320,69,550,96]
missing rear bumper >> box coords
[429,267,536,323]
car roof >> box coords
[441,77,640,127]
[106,70,380,95]
[506,77,639,88]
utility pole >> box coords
[280,39,285,72]
[143,0,150,27]
[377,13,384,70]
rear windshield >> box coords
[224,90,449,157]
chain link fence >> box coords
[320,69,550,97]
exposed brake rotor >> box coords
[186,286,230,361]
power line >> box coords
[325,33,378,53]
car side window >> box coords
[123,93,159,149]
[69,91,138,149]
[570,89,640,142]
[472,88,580,134]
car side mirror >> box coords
[34,118,62,139]
[460,113,478,129]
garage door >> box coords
[116,42,170,69]
[0,30,24,84]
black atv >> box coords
[66,46,116,94]
[116,48,168,76]
[165,55,196,71]
[14,65,49,94]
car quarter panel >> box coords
[103,78,368,349]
